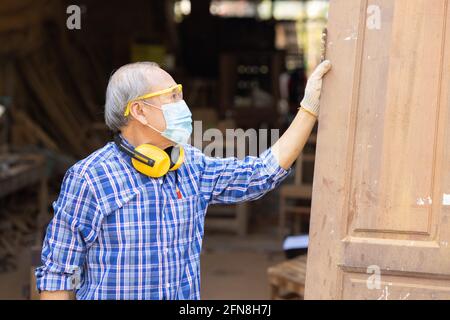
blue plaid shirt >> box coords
[35,136,290,300]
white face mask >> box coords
[142,100,193,145]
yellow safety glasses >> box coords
[124,84,183,117]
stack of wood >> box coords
[0,0,110,158]
[0,0,113,270]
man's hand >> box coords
[300,60,332,117]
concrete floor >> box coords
[201,232,285,300]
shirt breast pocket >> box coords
[166,194,202,246]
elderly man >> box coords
[36,60,331,300]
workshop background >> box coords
[0,0,328,300]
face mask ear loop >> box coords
[141,101,166,135]
[145,122,164,134]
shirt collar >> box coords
[119,133,135,149]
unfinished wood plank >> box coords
[18,55,87,156]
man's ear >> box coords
[129,101,148,125]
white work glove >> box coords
[300,60,332,117]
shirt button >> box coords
[166,283,170,288]
[164,248,168,254]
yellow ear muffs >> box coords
[132,144,171,178]
[114,134,185,178]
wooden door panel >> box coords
[342,272,450,300]
[352,0,446,237]
[305,0,450,299]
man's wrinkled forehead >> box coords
[145,68,177,93]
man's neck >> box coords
[121,125,172,150]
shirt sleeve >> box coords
[196,147,291,205]
[35,170,101,292]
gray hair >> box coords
[104,61,160,132]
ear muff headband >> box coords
[169,146,184,171]
[114,135,155,166]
